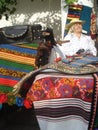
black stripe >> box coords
[35,106,91,121]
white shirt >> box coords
[57,33,97,57]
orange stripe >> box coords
[0,51,35,65]
[0,78,18,87]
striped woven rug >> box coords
[0,42,38,108]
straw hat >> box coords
[66,19,85,30]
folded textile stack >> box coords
[62,55,98,67]
[0,43,38,108]
[69,56,98,67]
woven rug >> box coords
[0,42,38,108]
[26,72,98,130]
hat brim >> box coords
[65,20,85,30]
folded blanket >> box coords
[69,56,98,67]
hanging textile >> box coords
[64,4,92,36]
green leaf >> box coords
[64,0,78,5]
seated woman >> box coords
[49,19,97,63]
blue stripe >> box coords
[0,65,31,72]
[0,44,37,54]
[0,75,21,81]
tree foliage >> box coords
[0,0,17,20]
[0,0,45,20]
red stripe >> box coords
[70,4,83,8]
[68,14,80,18]
[0,78,18,87]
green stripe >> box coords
[22,43,38,48]
[0,59,35,71]
[0,85,13,92]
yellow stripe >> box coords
[0,52,35,66]
[67,17,79,20]
[69,7,82,10]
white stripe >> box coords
[34,98,91,111]
[36,115,89,124]
[34,73,93,81]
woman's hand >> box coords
[57,40,70,46]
